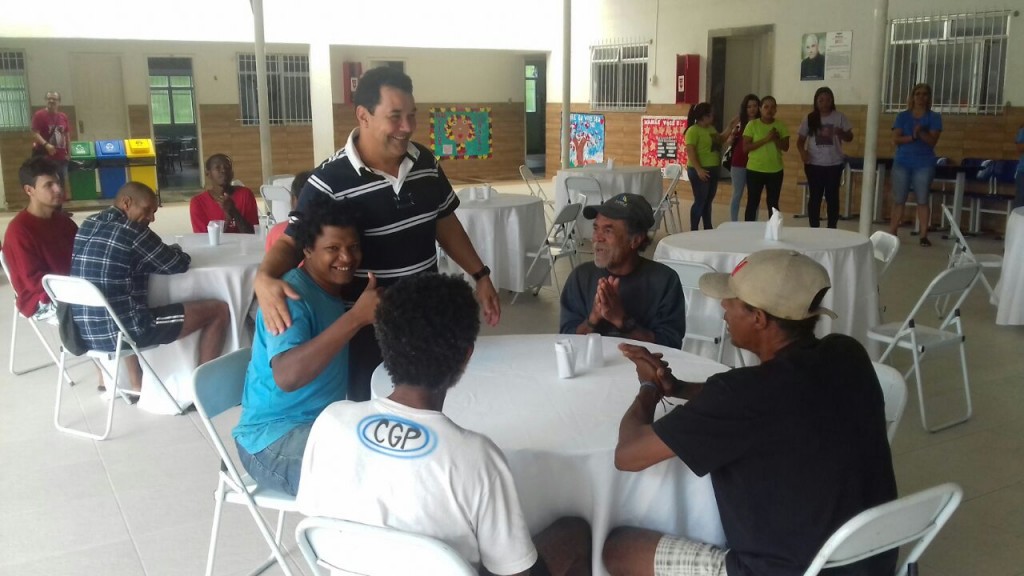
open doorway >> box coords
[708,26,774,133]
[524,57,546,175]
[148,57,201,194]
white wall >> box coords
[548,0,1024,106]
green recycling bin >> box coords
[68,141,98,200]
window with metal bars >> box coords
[884,11,1010,115]
[0,51,30,130]
[590,42,649,112]
[237,54,312,125]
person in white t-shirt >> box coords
[797,86,853,229]
[297,273,592,576]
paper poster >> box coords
[430,108,493,160]
[824,31,853,80]
[800,32,826,81]
[640,116,688,169]
[569,112,605,167]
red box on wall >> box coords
[676,54,700,105]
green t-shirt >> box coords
[743,119,789,173]
[684,124,720,169]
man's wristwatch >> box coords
[471,265,490,281]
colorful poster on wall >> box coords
[569,112,605,167]
[430,107,492,159]
[640,116,688,169]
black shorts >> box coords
[135,304,186,348]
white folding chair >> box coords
[867,264,981,433]
[295,516,477,576]
[872,362,908,445]
[868,231,900,321]
[513,203,583,304]
[656,259,744,366]
[520,164,554,221]
[41,274,184,440]
[940,204,1002,300]
[1,250,82,382]
[191,348,299,576]
[259,184,292,226]
[802,483,963,576]
[660,163,684,234]
[563,175,604,206]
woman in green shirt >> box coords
[685,102,737,230]
[742,96,790,221]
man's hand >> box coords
[595,276,626,327]
[254,272,301,336]
[475,276,501,326]
[350,273,382,326]
[619,343,675,396]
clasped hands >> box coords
[619,342,676,397]
[588,276,627,330]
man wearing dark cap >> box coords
[602,250,896,576]
[559,193,685,348]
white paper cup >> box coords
[585,333,604,369]
[207,222,222,246]
[555,340,576,379]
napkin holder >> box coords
[764,208,783,241]
[555,339,577,379]
[469,185,493,201]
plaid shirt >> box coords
[70,207,190,351]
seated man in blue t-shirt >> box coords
[233,195,381,495]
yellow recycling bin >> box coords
[125,139,158,193]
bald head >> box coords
[116,181,158,226]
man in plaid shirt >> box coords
[71,182,230,394]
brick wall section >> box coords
[2,106,77,210]
[545,103,1024,218]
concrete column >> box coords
[859,0,890,236]
[251,0,273,184]
[560,0,571,169]
[309,42,336,164]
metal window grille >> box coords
[884,11,1010,115]
[238,53,312,125]
[0,51,30,130]
[590,40,649,112]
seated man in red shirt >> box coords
[190,154,259,234]
[3,157,78,321]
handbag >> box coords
[721,145,734,169]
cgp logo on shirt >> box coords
[357,415,437,459]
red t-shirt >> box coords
[2,210,78,316]
[31,109,71,162]
[189,187,260,233]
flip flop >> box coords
[920,237,932,247]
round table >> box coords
[107,233,265,414]
[454,190,546,293]
[993,207,1024,325]
[653,223,880,357]
[371,334,729,576]
[554,166,664,239]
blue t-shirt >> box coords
[892,109,942,169]
[1016,127,1024,176]
[233,267,350,454]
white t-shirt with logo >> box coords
[297,398,538,576]
[798,110,853,167]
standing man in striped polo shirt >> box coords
[255,66,499,402]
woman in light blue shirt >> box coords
[888,83,942,247]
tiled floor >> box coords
[1,181,1022,575]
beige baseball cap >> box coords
[698,249,837,320]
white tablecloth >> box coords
[554,166,664,239]
[653,223,880,359]
[106,233,264,414]
[454,190,546,293]
[371,334,728,576]
[994,207,1024,325]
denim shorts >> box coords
[891,164,935,205]
[235,422,313,496]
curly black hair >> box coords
[19,156,60,187]
[293,195,362,252]
[375,274,480,391]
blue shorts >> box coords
[891,164,935,205]
[236,422,313,496]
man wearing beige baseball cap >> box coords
[603,249,896,576]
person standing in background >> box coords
[888,83,942,247]
[743,96,790,221]
[798,87,853,229]
[684,102,736,230]
[31,91,71,184]
[728,94,760,222]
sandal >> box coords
[920,237,932,247]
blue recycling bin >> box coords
[95,139,128,199]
